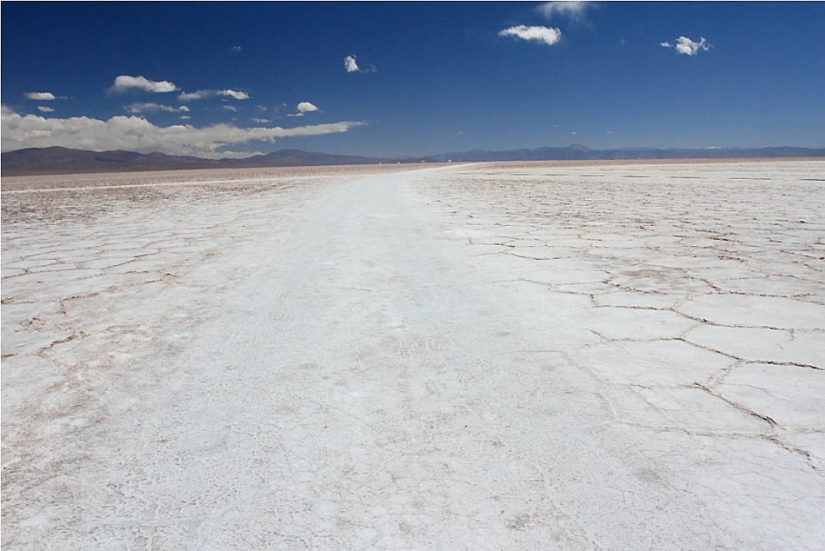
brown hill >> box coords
[1,147,383,176]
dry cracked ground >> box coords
[2,160,824,549]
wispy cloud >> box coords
[178,90,209,101]
[660,36,711,56]
[223,105,238,112]
[230,45,242,52]
[126,102,190,114]
[1,105,366,158]
[344,55,377,73]
[499,25,562,46]
[214,150,268,159]
[250,117,270,123]
[37,106,55,113]
[537,1,596,24]
[25,91,57,101]
[179,89,250,101]
[110,75,178,93]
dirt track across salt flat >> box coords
[3,160,825,549]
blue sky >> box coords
[2,2,823,158]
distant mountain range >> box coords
[0,147,382,176]
[421,144,825,163]
[2,144,824,176]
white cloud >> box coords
[220,89,249,100]
[1,106,366,158]
[110,75,178,93]
[344,55,376,73]
[288,102,320,117]
[499,25,562,46]
[179,89,250,101]
[297,102,319,113]
[344,55,359,73]
[661,36,711,56]
[25,91,56,101]
[180,115,191,120]
[37,106,55,113]
[126,102,190,114]
[538,1,595,23]
[223,105,238,112]
[178,90,208,101]
[230,45,242,52]
[250,118,270,123]
[215,150,267,159]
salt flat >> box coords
[2,160,824,549]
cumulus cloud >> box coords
[1,105,365,158]
[289,101,320,117]
[499,25,562,46]
[297,101,319,113]
[344,55,376,73]
[37,106,55,113]
[110,75,178,93]
[537,1,595,23]
[25,91,56,101]
[126,102,190,114]
[661,36,711,56]
[179,89,250,101]
[344,55,359,73]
